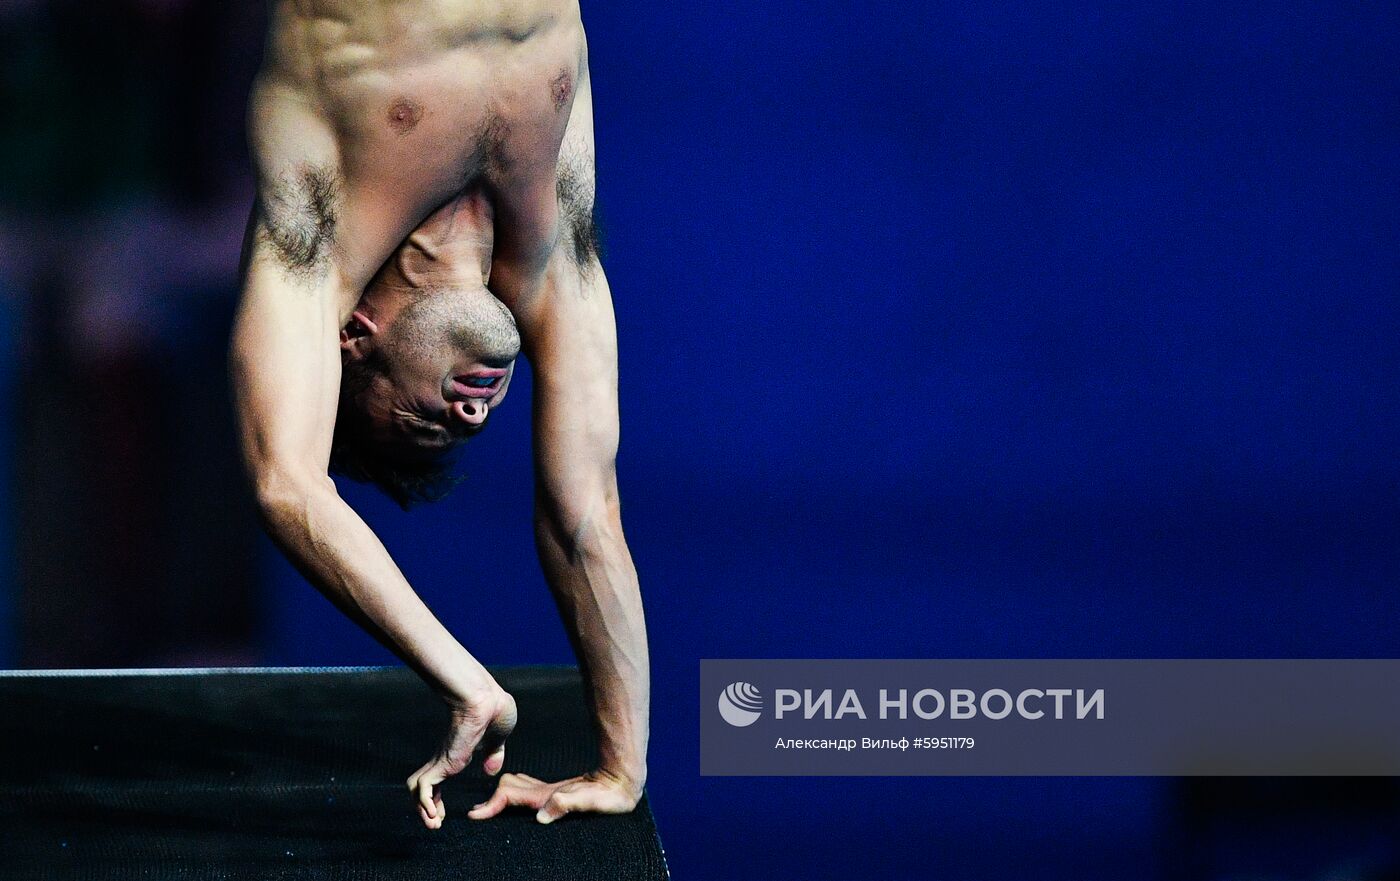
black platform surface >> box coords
[0,666,668,880]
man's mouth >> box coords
[451,370,506,398]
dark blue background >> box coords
[260,2,1399,877]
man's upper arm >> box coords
[232,83,344,495]
[231,224,344,498]
[519,64,624,528]
[233,77,413,498]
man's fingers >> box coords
[536,790,581,825]
[466,776,639,824]
[476,704,516,777]
[536,783,636,823]
[480,743,506,776]
[417,774,442,824]
[467,773,550,820]
[418,779,436,817]
[408,764,452,830]
[418,799,444,830]
[466,786,512,820]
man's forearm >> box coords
[256,469,497,707]
[536,495,650,787]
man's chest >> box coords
[327,27,580,287]
[331,25,579,195]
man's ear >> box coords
[339,310,380,360]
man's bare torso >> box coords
[233,2,646,828]
[252,0,586,300]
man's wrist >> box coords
[427,648,501,712]
[595,762,646,798]
[597,743,648,794]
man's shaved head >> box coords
[388,285,521,366]
[331,284,521,507]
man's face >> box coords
[340,286,522,461]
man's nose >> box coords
[451,399,489,426]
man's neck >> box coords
[374,190,496,292]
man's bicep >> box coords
[230,232,345,494]
[525,254,622,533]
[236,80,405,489]
[527,55,626,513]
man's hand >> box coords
[406,687,517,830]
[466,769,642,824]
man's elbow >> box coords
[252,464,336,530]
[536,478,624,564]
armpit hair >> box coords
[555,154,603,272]
[257,164,341,279]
